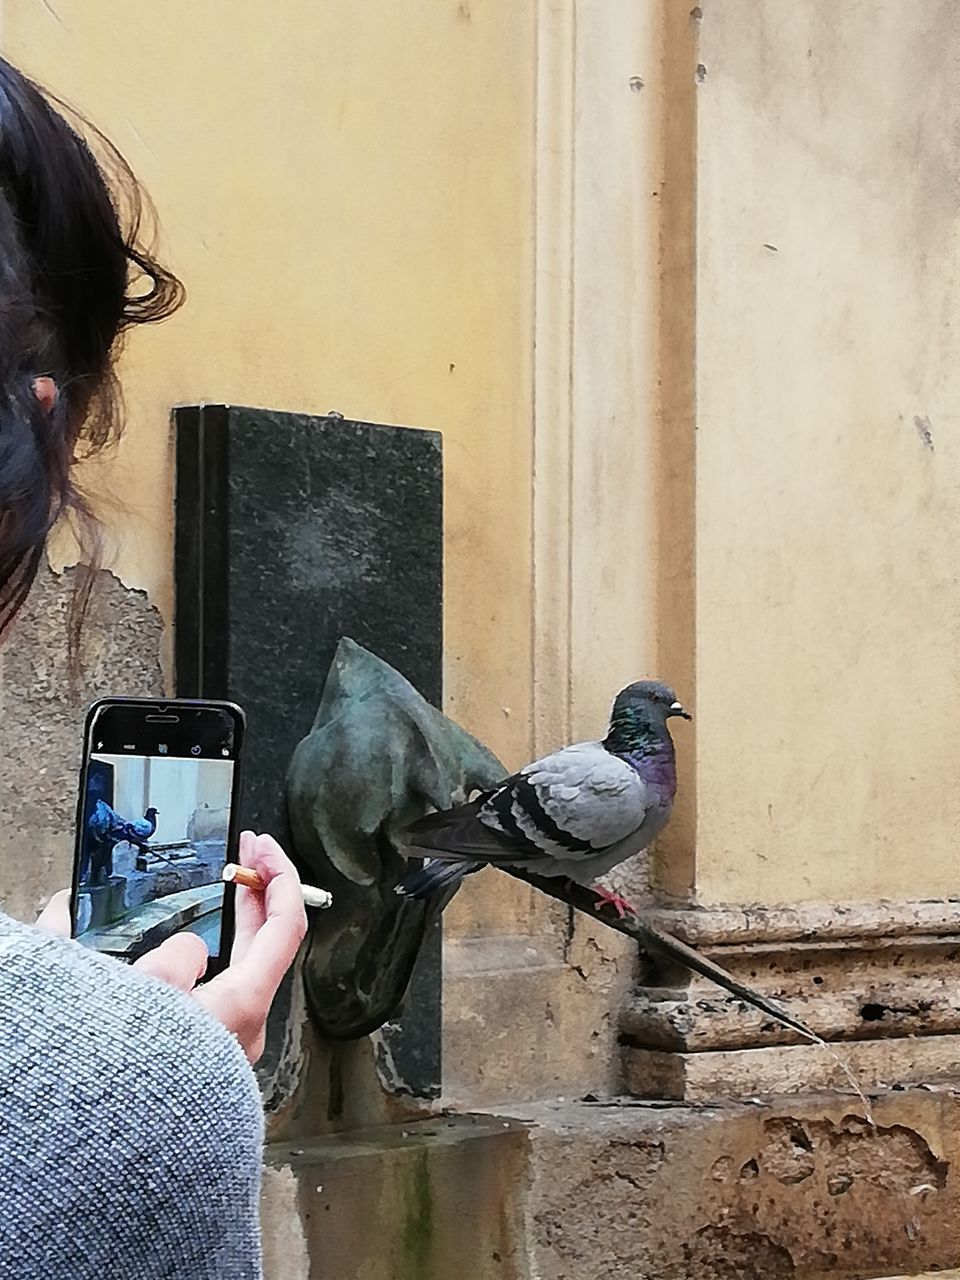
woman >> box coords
[0,58,306,1279]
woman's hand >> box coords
[36,832,307,1064]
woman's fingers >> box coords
[195,832,306,1061]
[35,889,72,938]
[132,931,209,992]
[240,832,307,988]
[229,830,267,961]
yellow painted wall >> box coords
[691,0,960,902]
[4,0,537,778]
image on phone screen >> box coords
[74,711,239,962]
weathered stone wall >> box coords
[523,1094,960,1280]
[0,565,164,921]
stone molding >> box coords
[641,898,960,947]
[622,898,960,1100]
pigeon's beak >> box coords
[670,701,692,721]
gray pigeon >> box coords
[398,680,690,915]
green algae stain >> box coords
[401,1150,434,1277]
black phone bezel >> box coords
[71,697,246,978]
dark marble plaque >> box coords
[174,404,443,1098]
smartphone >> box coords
[71,698,245,976]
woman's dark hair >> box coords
[0,58,183,648]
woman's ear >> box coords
[32,375,57,414]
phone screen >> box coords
[72,701,243,966]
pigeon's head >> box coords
[145,807,159,820]
[610,680,691,728]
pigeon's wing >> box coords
[128,817,154,840]
[402,741,650,868]
[402,792,528,862]
[479,741,651,866]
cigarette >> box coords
[221,862,333,910]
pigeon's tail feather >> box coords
[398,858,481,900]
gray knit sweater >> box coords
[0,912,264,1279]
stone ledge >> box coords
[262,1114,530,1280]
[261,1090,960,1279]
[623,1035,960,1101]
[880,1273,960,1279]
[880,1274,960,1280]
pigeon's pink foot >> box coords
[593,886,636,919]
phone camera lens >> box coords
[191,745,201,756]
